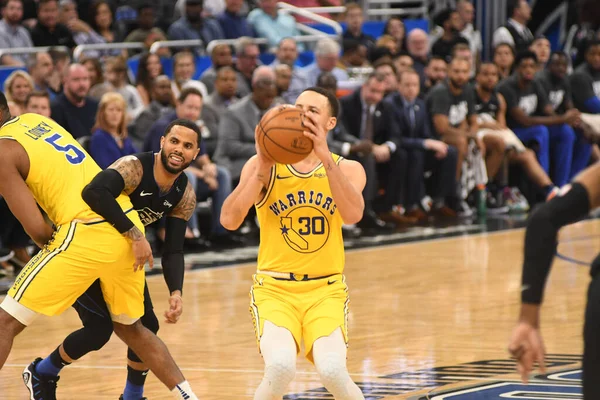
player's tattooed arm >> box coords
[108,156,144,194]
[124,226,145,241]
[169,182,197,222]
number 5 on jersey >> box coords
[44,133,86,165]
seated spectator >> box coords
[342,3,375,51]
[124,3,167,56]
[530,35,551,71]
[217,0,254,40]
[51,63,99,138]
[386,69,457,220]
[206,66,238,116]
[131,75,175,149]
[494,42,515,80]
[25,90,51,117]
[339,72,412,228]
[492,0,533,53]
[0,0,33,66]
[247,0,304,51]
[430,8,470,62]
[171,50,208,99]
[570,40,600,115]
[273,63,291,103]
[200,43,234,93]
[89,92,137,169]
[368,46,394,65]
[167,0,224,55]
[30,0,76,48]
[270,38,307,103]
[3,70,34,116]
[497,50,580,187]
[231,37,259,97]
[421,55,447,97]
[82,55,108,99]
[58,0,105,55]
[407,28,430,82]
[88,0,123,56]
[383,17,406,55]
[27,52,56,99]
[475,62,557,208]
[337,39,369,71]
[48,47,70,93]
[136,52,164,106]
[104,56,145,120]
[537,51,593,179]
[376,35,398,57]
[301,37,349,87]
[452,43,475,78]
[213,70,277,182]
[393,52,414,75]
[457,0,482,62]
[373,59,398,97]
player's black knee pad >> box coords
[87,319,114,351]
[141,309,159,335]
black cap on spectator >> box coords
[368,46,393,64]
[342,39,362,55]
[433,8,454,28]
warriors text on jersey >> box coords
[255,154,345,277]
[0,113,134,226]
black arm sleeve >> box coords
[81,169,135,234]
[162,216,186,294]
[522,183,590,304]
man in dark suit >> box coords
[339,72,415,228]
[387,69,457,221]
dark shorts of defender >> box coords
[584,262,600,399]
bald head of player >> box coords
[294,86,340,133]
[159,118,202,175]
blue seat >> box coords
[0,66,25,88]
[306,18,428,39]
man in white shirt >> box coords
[457,0,482,62]
[492,0,534,53]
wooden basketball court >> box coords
[1,220,597,399]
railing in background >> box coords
[0,46,70,59]
[277,1,344,36]
[73,42,145,61]
[363,0,428,20]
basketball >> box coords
[257,105,314,164]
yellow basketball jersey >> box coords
[255,154,345,276]
[0,114,135,226]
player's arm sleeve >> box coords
[162,217,186,294]
[521,183,590,305]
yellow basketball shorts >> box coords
[249,273,349,362]
[5,220,145,325]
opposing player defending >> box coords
[221,87,366,400]
[26,120,199,400]
[0,94,198,399]
[508,161,600,398]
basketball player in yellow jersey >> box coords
[0,92,199,399]
[221,87,367,400]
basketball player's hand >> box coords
[508,322,546,383]
[302,114,330,161]
[164,291,183,323]
[372,144,391,162]
[254,126,275,169]
[132,236,154,272]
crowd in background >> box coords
[1,0,600,277]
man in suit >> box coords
[213,67,277,183]
[387,69,457,220]
[339,72,415,228]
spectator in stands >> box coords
[383,17,406,55]
[131,75,175,149]
[373,59,398,97]
[3,70,33,116]
[456,0,482,62]
[337,39,369,71]
[497,51,580,187]
[82,56,108,99]
[104,56,145,120]
[89,92,137,169]
[30,0,76,48]
[530,35,551,71]
[273,63,291,101]
[0,0,33,66]
[571,40,600,115]
[124,3,167,56]
[368,46,393,65]
[217,0,253,39]
[48,46,70,93]
[25,90,51,117]
[494,43,515,80]
[136,52,163,105]
[406,28,429,83]
[431,9,469,62]
[386,68,457,220]
[167,0,224,55]
[492,0,533,53]
[51,63,99,138]
[393,52,414,75]
[342,3,375,51]
[200,43,233,93]
[270,37,306,103]
[27,52,56,99]
[375,35,398,57]
[302,37,349,87]
[88,0,122,55]
[214,68,277,182]
[232,37,259,97]
[145,87,239,247]
[452,43,475,78]
[247,0,303,51]
[421,56,447,97]
[59,0,104,54]
[206,66,238,116]
[171,50,208,99]
[339,72,412,228]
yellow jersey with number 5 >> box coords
[0,114,136,226]
[255,155,345,276]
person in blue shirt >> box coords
[217,0,254,39]
[167,0,224,55]
[89,92,138,169]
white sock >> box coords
[172,381,198,400]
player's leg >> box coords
[0,307,27,367]
[254,321,298,400]
[583,263,600,399]
[509,149,555,193]
[481,133,506,180]
[512,125,550,174]
[547,123,576,186]
[442,135,468,180]
[121,283,159,400]
[313,329,364,400]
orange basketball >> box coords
[257,105,313,164]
